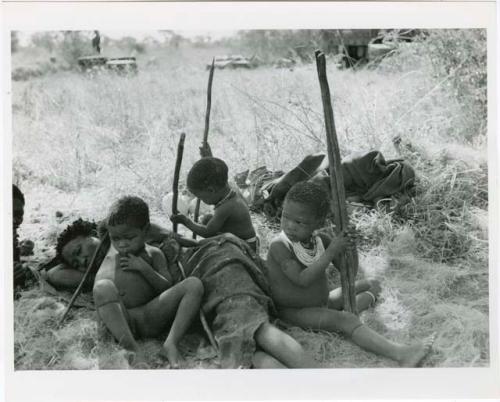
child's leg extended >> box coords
[130,277,203,368]
[279,307,433,367]
[252,351,286,368]
[328,279,381,313]
[254,322,319,368]
[93,279,138,351]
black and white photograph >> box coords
[3,1,499,401]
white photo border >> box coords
[2,2,499,401]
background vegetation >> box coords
[12,29,488,369]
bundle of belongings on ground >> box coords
[235,151,416,220]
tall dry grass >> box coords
[12,30,489,368]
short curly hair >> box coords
[187,157,228,192]
[107,196,150,229]
[13,184,25,204]
[56,218,98,259]
[285,181,330,220]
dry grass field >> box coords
[12,30,489,369]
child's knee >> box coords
[93,279,119,307]
[183,277,204,297]
[369,279,382,297]
[337,311,362,336]
[252,351,282,368]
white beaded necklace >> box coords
[283,231,325,266]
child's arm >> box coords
[268,234,348,288]
[120,250,172,293]
[46,263,85,290]
[171,208,228,238]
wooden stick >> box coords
[172,132,186,234]
[193,58,215,239]
[202,58,215,152]
[170,130,218,351]
[177,260,218,351]
[315,50,358,314]
[59,233,111,325]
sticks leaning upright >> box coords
[193,58,215,238]
[172,132,186,234]
[315,50,358,314]
[171,131,218,352]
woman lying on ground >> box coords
[45,216,318,368]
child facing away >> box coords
[266,181,434,367]
[170,157,258,251]
[92,196,204,368]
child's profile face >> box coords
[281,200,322,243]
[62,235,100,271]
[190,188,219,205]
[108,223,147,255]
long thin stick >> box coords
[193,58,215,238]
[177,260,218,351]
[315,50,358,314]
[171,131,218,351]
[59,233,111,325]
[172,133,186,234]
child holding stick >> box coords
[171,157,259,251]
[266,181,434,367]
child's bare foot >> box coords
[368,279,382,299]
[357,280,382,312]
[127,349,150,369]
[161,342,185,369]
[398,333,435,367]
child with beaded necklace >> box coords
[171,157,259,251]
[266,181,434,367]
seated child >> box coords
[170,157,258,251]
[93,196,203,368]
[266,181,434,367]
[13,184,36,293]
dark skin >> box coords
[170,184,256,241]
[93,222,203,368]
[47,223,198,291]
[13,198,30,286]
[266,199,434,367]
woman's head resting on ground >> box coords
[57,218,100,271]
[187,157,230,205]
[281,181,330,243]
[106,196,150,255]
[13,184,25,230]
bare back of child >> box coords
[171,157,258,250]
[266,182,435,367]
[93,196,203,368]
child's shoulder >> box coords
[268,232,293,255]
[218,194,249,214]
[144,243,163,257]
